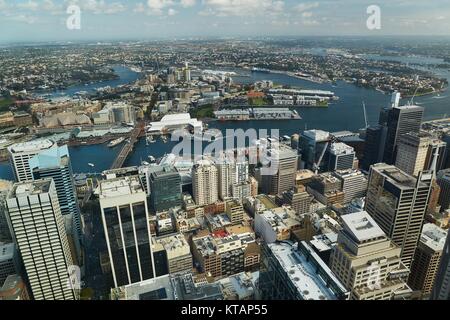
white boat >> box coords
[147,135,156,143]
[148,156,156,162]
[88,163,95,167]
[108,137,125,148]
[142,161,150,166]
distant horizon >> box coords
[2,34,450,46]
[1,0,449,44]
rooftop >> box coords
[8,139,54,154]
[268,241,343,300]
[9,179,52,198]
[420,223,447,252]
[0,242,15,261]
[341,211,386,243]
[98,175,144,198]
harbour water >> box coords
[1,55,449,181]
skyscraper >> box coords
[98,175,157,288]
[437,169,450,212]
[260,144,298,195]
[395,132,432,176]
[192,159,219,206]
[149,166,182,213]
[330,211,413,300]
[29,145,82,243]
[332,169,368,204]
[7,140,56,182]
[217,158,249,201]
[300,129,331,172]
[0,180,13,242]
[431,230,450,300]
[327,142,356,171]
[383,105,424,165]
[361,125,386,171]
[408,223,447,297]
[6,179,78,300]
[365,163,432,267]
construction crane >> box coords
[362,101,369,129]
[312,141,329,174]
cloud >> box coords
[180,0,195,7]
[294,2,319,13]
[201,0,285,17]
[64,0,126,15]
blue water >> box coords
[1,54,449,181]
[47,65,142,99]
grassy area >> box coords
[190,104,215,118]
[316,100,329,107]
[0,98,14,112]
[249,97,269,106]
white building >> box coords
[6,179,78,300]
[192,159,218,206]
[147,113,203,134]
[8,140,56,182]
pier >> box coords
[110,124,143,170]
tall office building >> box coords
[192,159,219,206]
[300,129,331,172]
[362,94,424,170]
[330,211,413,300]
[29,145,82,243]
[437,169,450,212]
[431,230,450,300]
[7,140,56,182]
[395,132,432,176]
[98,175,157,288]
[0,243,18,287]
[408,223,447,297]
[260,144,298,195]
[6,179,78,300]
[281,185,313,215]
[327,142,356,171]
[365,163,432,267]
[149,166,182,213]
[0,180,13,242]
[259,240,349,300]
[425,138,447,173]
[332,169,368,204]
[383,105,424,165]
[361,125,385,171]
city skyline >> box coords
[1,0,450,43]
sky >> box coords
[0,0,449,43]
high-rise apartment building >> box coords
[98,175,157,288]
[330,211,413,300]
[7,140,56,182]
[408,223,447,297]
[332,169,368,204]
[217,158,249,200]
[6,179,78,300]
[431,230,450,300]
[192,159,219,206]
[149,166,182,213]
[365,163,432,267]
